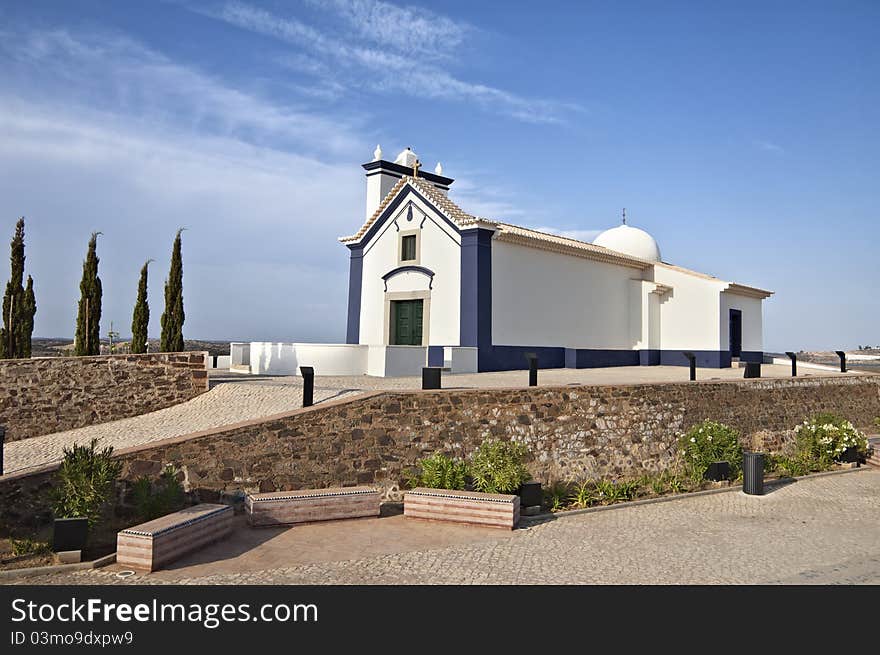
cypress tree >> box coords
[0,217,35,359]
[74,232,102,356]
[20,275,36,358]
[130,260,151,354]
[160,229,185,352]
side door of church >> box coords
[391,299,423,345]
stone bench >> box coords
[404,488,520,530]
[245,487,381,527]
[116,504,233,572]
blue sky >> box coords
[0,0,877,351]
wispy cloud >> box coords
[754,139,784,153]
[531,227,603,243]
[3,28,365,157]
[202,1,577,124]
[309,0,472,58]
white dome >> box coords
[593,224,661,262]
[394,147,418,167]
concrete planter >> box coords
[404,488,520,529]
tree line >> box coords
[2,217,186,359]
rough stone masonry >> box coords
[1,374,878,535]
[0,352,208,442]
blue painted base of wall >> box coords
[478,345,566,372]
[659,350,731,369]
[565,348,640,368]
[427,345,445,367]
[474,346,765,372]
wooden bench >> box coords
[404,488,520,529]
[116,504,233,572]
[245,487,381,527]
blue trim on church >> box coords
[659,350,730,368]
[356,186,462,247]
[345,246,363,344]
[565,349,641,368]
[427,345,446,367]
[381,265,435,291]
[459,228,494,370]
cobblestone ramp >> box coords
[2,383,360,475]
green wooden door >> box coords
[392,300,423,345]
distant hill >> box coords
[31,337,231,357]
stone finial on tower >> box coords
[373,144,382,161]
[434,162,443,175]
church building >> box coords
[339,146,773,373]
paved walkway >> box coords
[12,469,880,585]
[2,382,359,475]
[213,362,852,391]
[2,363,866,477]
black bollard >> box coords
[743,362,761,378]
[300,366,315,407]
[683,351,696,381]
[743,452,764,495]
[525,352,538,387]
[835,350,847,373]
[0,425,4,476]
[785,351,797,376]
[422,366,442,390]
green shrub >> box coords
[794,413,869,463]
[406,453,468,491]
[469,439,531,494]
[132,465,186,521]
[678,420,743,482]
[594,479,639,503]
[10,538,50,558]
[572,480,597,508]
[544,481,572,511]
[52,438,122,527]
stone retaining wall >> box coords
[1,375,878,535]
[0,352,209,442]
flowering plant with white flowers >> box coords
[793,414,869,462]
[677,420,743,482]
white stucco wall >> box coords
[359,189,461,346]
[720,291,764,352]
[444,346,478,374]
[652,266,725,351]
[491,240,639,349]
[366,345,427,377]
[249,343,368,376]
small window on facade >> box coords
[401,234,417,261]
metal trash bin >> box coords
[743,452,764,495]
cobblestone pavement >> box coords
[2,383,359,475]
[13,469,880,585]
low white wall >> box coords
[206,355,232,369]
[289,344,368,376]
[367,345,427,377]
[230,343,250,369]
[249,342,368,376]
[444,346,478,374]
